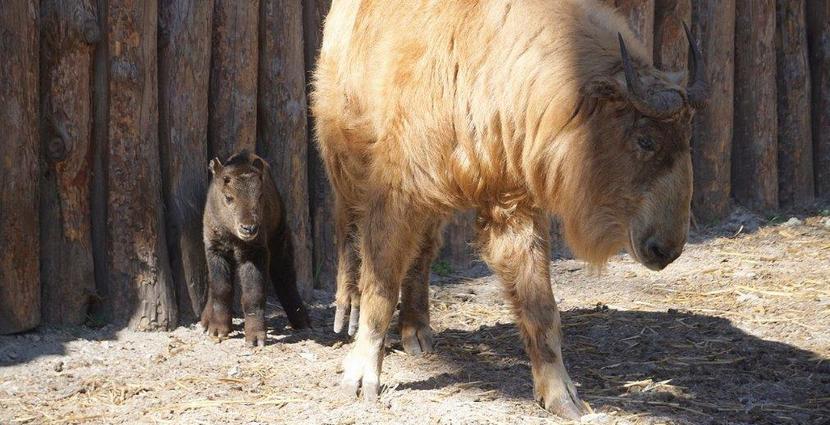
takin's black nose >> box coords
[645,238,682,270]
[239,224,259,237]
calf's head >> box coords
[209,152,267,242]
[554,26,708,271]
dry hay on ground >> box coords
[1,211,828,424]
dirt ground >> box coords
[1,208,829,425]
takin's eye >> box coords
[223,176,231,184]
[224,195,234,204]
[637,136,657,152]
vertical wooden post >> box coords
[39,0,99,325]
[733,0,778,211]
[209,0,259,161]
[0,0,40,334]
[776,0,814,207]
[807,1,830,197]
[159,0,213,320]
[105,0,177,330]
[691,1,735,222]
[303,0,335,289]
[654,0,690,72]
[440,212,477,271]
[609,0,655,59]
[90,0,109,323]
[258,0,314,300]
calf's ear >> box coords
[209,158,223,176]
[251,157,266,172]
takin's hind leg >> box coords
[399,220,443,355]
[333,192,362,335]
[478,208,586,420]
[340,195,423,400]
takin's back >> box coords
[311,0,647,209]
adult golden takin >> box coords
[311,0,707,418]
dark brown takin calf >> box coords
[201,150,310,346]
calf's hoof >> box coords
[206,322,231,342]
[244,315,266,347]
[400,323,434,355]
[245,331,266,347]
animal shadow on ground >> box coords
[397,307,830,424]
[0,297,337,368]
[265,299,344,347]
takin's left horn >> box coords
[618,33,684,119]
[683,22,709,109]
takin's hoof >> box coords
[534,365,587,420]
[400,324,434,355]
[333,304,360,336]
[339,336,384,401]
[340,374,380,402]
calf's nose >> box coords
[239,224,259,236]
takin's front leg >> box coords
[398,220,443,355]
[340,196,422,400]
[201,247,234,341]
[478,209,586,420]
[238,248,268,347]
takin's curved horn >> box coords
[683,22,709,109]
[618,33,684,119]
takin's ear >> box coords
[581,75,626,101]
[208,157,223,177]
[251,156,267,172]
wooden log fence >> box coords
[0,0,827,333]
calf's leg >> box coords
[333,193,362,335]
[238,249,268,347]
[399,220,442,354]
[478,209,585,420]
[340,195,422,400]
[270,224,311,329]
[201,248,234,340]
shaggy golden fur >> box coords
[312,0,699,418]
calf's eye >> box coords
[224,195,233,204]
[637,136,656,152]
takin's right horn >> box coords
[618,33,684,119]
[683,22,709,109]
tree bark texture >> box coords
[733,0,778,211]
[775,0,814,207]
[303,0,335,289]
[209,0,259,161]
[39,0,99,325]
[691,1,735,222]
[104,0,177,330]
[608,0,655,59]
[258,0,314,300]
[0,0,41,335]
[440,212,477,271]
[807,0,830,197]
[654,0,690,72]
[158,0,213,321]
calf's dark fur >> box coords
[200,150,310,346]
